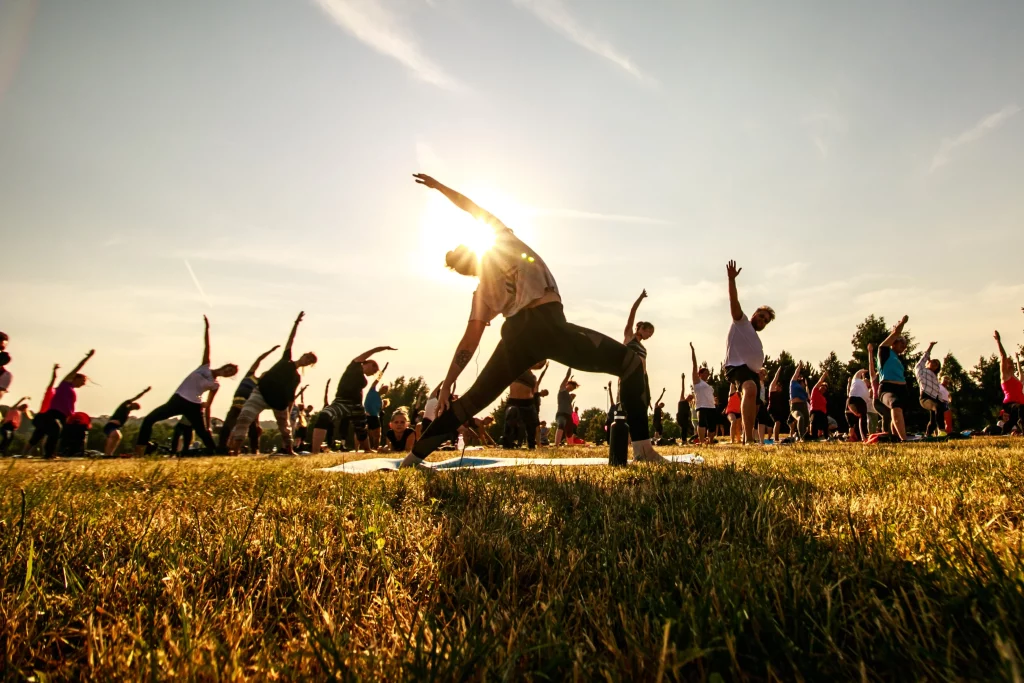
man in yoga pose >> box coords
[228,312,317,456]
[915,341,945,437]
[25,350,95,459]
[218,343,280,454]
[877,316,910,441]
[310,345,395,454]
[102,386,151,456]
[690,343,716,446]
[135,316,238,455]
[723,260,775,445]
[399,173,662,467]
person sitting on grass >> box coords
[809,371,829,440]
[102,386,152,456]
[722,260,776,445]
[915,341,946,437]
[994,330,1024,435]
[876,316,911,441]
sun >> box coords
[417,186,534,279]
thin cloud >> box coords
[529,206,671,225]
[183,259,213,309]
[512,0,655,84]
[929,104,1021,172]
[313,0,462,90]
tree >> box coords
[940,353,982,430]
[817,351,850,427]
[578,407,607,444]
[380,376,430,427]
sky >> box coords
[1,0,1023,420]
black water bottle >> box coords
[609,411,628,466]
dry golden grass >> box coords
[2,439,1023,680]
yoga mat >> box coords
[320,453,705,474]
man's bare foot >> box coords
[632,440,668,463]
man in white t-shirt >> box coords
[723,260,775,444]
[690,342,717,445]
[399,173,664,466]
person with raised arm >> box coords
[789,363,810,440]
[846,370,871,442]
[399,173,662,467]
[866,343,887,435]
[915,341,946,437]
[622,289,655,415]
[722,260,776,444]
[690,343,716,445]
[994,331,1024,434]
[767,366,789,442]
[310,345,395,454]
[677,373,693,444]
[218,343,280,453]
[877,315,910,441]
[652,388,666,441]
[102,386,152,456]
[809,371,829,439]
[25,350,96,459]
[228,312,317,456]
[364,363,389,451]
[135,316,238,456]
[532,361,550,447]
[503,360,546,450]
[291,385,310,451]
[552,368,579,447]
[1,396,30,455]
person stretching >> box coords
[652,388,666,441]
[218,344,280,454]
[938,376,953,434]
[399,174,662,467]
[915,341,945,437]
[725,384,742,443]
[503,361,546,449]
[310,345,395,454]
[380,407,416,452]
[623,289,655,420]
[25,350,95,459]
[994,331,1024,434]
[809,371,829,439]
[723,260,775,444]
[552,368,579,447]
[877,316,910,441]
[768,366,789,442]
[364,363,389,450]
[846,370,870,442]
[690,343,716,446]
[866,343,889,435]
[103,386,152,456]
[677,373,693,445]
[135,316,238,455]
[789,364,810,440]
[1,397,29,455]
[228,312,317,456]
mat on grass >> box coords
[321,453,705,474]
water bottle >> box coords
[608,412,628,466]
[457,433,465,451]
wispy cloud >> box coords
[929,104,1021,172]
[528,206,671,225]
[312,0,462,90]
[512,0,654,84]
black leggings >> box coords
[503,399,539,449]
[137,394,216,453]
[27,409,67,458]
[846,397,867,441]
[412,302,647,460]
[810,409,829,439]
[1004,403,1022,435]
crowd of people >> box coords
[2,176,1023,462]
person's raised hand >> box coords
[296,311,305,323]
[726,260,741,279]
[86,349,96,358]
[900,315,909,325]
[413,173,441,189]
[994,330,1001,341]
[640,289,648,299]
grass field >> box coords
[2,440,1023,681]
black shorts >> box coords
[769,398,789,423]
[727,412,741,421]
[294,426,307,441]
[696,407,716,429]
[756,405,773,427]
[846,396,867,416]
[367,414,381,430]
[725,365,761,389]
[103,421,120,436]
[880,382,908,410]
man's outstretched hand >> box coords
[727,260,742,280]
[413,173,442,190]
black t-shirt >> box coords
[386,428,415,452]
[258,350,300,410]
[653,405,663,427]
[337,361,368,402]
[677,400,691,424]
[110,400,133,425]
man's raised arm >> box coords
[726,260,744,321]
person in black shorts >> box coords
[652,388,666,441]
[218,343,280,454]
[399,173,663,467]
[310,345,396,454]
[103,386,152,456]
[767,365,790,442]
[676,372,693,444]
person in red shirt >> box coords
[726,384,742,443]
[1,397,30,455]
[809,371,829,439]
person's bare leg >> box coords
[757,424,766,444]
[772,421,781,442]
[741,381,757,443]
[369,429,381,451]
[553,428,564,446]
[892,407,907,441]
[105,431,123,457]
[311,427,327,454]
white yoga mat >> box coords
[320,453,704,474]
